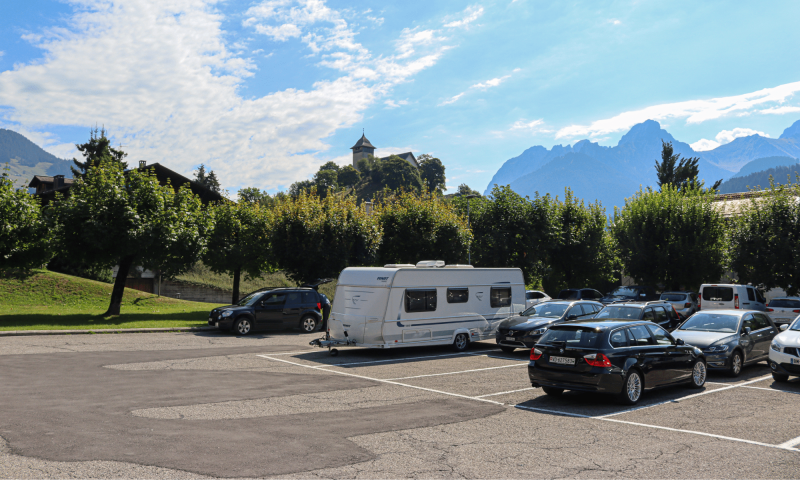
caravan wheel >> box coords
[452,333,469,352]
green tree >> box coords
[611,184,727,291]
[356,155,383,183]
[289,179,315,197]
[337,165,361,188]
[318,161,341,173]
[376,191,470,265]
[0,172,52,270]
[417,155,446,195]
[71,127,127,178]
[655,140,722,191]
[194,164,221,193]
[238,187,274,207]
[729,178,800,295]
[271,190,380,283]
[203,201,275,304]
[543,188,617,293]
[314,169,339,197]
[455,184,481,197]
[381,155,422,191]
[51,162,209,315]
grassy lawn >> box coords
[0,270,223,331]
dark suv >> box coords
[208,285,331,336]
[600,285,659,304]
[594,301,681,330]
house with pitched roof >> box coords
[350,133,418,170]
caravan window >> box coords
[490,287,512,308]
[447,288,469,304]
[406,289,437,312]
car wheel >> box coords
[728,351,743,377]
[300,315,318,333]
[772,372,790,382]
[452,333,469,352]
[499,346,516,354]
[688,359,707,388]
[233,317,253,336]
[617,369,643,405]
[542,386,564,396]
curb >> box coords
[0,326,217,337]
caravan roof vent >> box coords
[384,264,415,268]
[416,260,445,268]
[443,264,474,268]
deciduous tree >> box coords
[418,155,446,195]
[0,173,52,270]
[337,165,361,188]
[381,156,423,192]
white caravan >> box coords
[310,261,525,354]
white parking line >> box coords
[255,354,504,405]
[671,375,773,402]
[515,404,591,418]
[385,363,527,380]
[778,434,800,449]
[741,385,800,396]
[477,387,536,398]
[312,352,475,367]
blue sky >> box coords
[2,0,800,194]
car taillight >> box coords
[584,353,612,368]
[767,308,774,312]
[530,348,543,361]
[794,310,800,313]
[317,302,321,310]
[734,294,739,309]
[684,303,692,308]
[698,293,701,310]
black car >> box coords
[556,288,604,301]
[600,285,659,304]
[208,286,329,335]
[671,309,778,377]
[594,301,681,330]
[496,301,602,353]
[528,320,707,405]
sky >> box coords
[2,0,800,195]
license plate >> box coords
[506,336,516,341]
[792,358,800,365]
[215,322,219,328]
[549,356,575,365]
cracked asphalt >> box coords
[1,330,799,479]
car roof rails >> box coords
[300,278,335,291]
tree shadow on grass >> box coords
[0,312,210,330]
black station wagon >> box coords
[528,319,707,405]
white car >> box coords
[699,284,766,311]
[768,315,800,382]
[525,290,551,309]
[766,297,800,326]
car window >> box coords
[703,287,733,302]
[752,314,770,330]
[263,293,286,306]
[526,291,543,300]
[406,289,437,312]
[660,293,686,302]
[627,325,654,346]
[521,303,569,318]
[447,288,469,304]
[301,291,316,304]
[609,329,628,348]
[579,304,595,317]
[654,307,667,324]
[285,292,302,306]
[742,315,755,332]
[642,308,655,322]
[665,305,678,320]
[490,287,512,308]
[679,313,739,332]
[558,290,579,300]
[595,306,640,319]
[647,325,674,345]
[756,290,766,304]
[747,287,756,302]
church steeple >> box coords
[351,132,376,169]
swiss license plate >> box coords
[215,322,219,328]
[506,336,516,341]
[792,358,800,365]
[549,356,575,365]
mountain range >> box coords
[486,119,800,210]
[0,129,74,189]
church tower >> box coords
[350,133,376,170]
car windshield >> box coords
[608,287,639,297]
[520,304,569,318]
[538,327,601,348]
[791,316,800,331]
[770,299,800,308]
[236,292,263,306]
[557,290,579,300]
[595,306,640,319]
[661,293,687,302]
[678,313,739,333]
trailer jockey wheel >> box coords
[329,348,339,357]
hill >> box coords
[717,164,800,194]
[730,156,799,178]
[0,129,74,189]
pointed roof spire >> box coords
[351,132,376,150]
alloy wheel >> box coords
[627,372,642,402]
[454,333,468,351]
[302,317,316,332]
[731,354,742,375]
[237,319,251,335]
[692,361,707,386]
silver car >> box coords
[660,291,698,319]
[766,297,800,326]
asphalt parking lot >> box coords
[1,331,799,479]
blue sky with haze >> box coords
[2,0,799,194]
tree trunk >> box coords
[105,255,134,316]
[232,267,241,305]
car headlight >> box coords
[705,345,729,353]
[531,327,548,335]
[221,311,233,317]
[771,341,782,352]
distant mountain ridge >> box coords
[0,129,74,189]
[718,163,800,194]
[486,119,800,210]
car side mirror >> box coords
[675,338,684,345]
[781,324,789,331]
[742,326,751,335]
[259,300,266,307]
[567,314,578,320]
[640,293,646,297]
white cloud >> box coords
[689,139,720,151]
[438,93,465,106]
[761,105,800,115]
[254,23,302,41]
[384,99,409,108]
[555,81,800,139]
[444,5,484,28]
[509,119,546,132]
[608,19,621,26]
[690,127,770,151]
[439,68,520,106]
[1,0,466,191]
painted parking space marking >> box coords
[778,434,800,449]
[385,363,527,380]
[741,385,800,395]
[476,387,536,398]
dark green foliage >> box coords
[51,162,209,315]
[314,169,339,197]
[356,156,383,183]
[289,179,315,197]
[194,164,221,193]
[46,254,113,283]
[377,191,470,265]
[319,161,340,173]
[337,165,361,188]
[543,188,617,293]
[203,202,274,303]
[654,140,701,190]
[718,165,800,194]
[238,187,274,207]
[455,184,481,197]
[0,173,52,271]
[418,155,446,195]
[271,191,381,284]
[380,156,422,192]
[611,184,727,291]
[71,127,127,178]
[729,178,800,296]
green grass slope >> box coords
[0,270,222,331]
